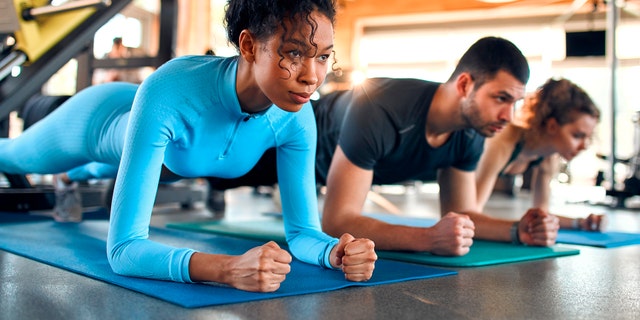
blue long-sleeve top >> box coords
[106,55,338,282]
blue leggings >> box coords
[0,82,136,181]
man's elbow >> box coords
[321,213,345,237]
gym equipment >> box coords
[596,111,640,208]
[0,0,133,121]
[10,0,109,72]
[0,0,23,80]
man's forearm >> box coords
[323,214,432,251]
[463,211,513,242]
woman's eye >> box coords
[288,50,302,58]
[318,54,330,62]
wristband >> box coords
[510,222,522,245]
[571,218,584,230]
[572,218,580,230]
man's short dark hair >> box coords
[448,36,530,88]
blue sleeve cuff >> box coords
[181,250,196,283]
[321,238,340,270]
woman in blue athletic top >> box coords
[0,0,376,292]
[476,78,605,231]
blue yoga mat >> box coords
[0,213,456,308]
[168,213,580,267]
[556,230,640,248]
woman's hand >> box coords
[330,233,377,282]
[190,241,292,292]
[519,208,559,246]
[224,241,292,292]
[576,214,607,231]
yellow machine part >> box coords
[12,0,97,65]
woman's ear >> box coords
[238,29,256,63]
[545,117,560,134]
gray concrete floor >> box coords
[1,183,639,319]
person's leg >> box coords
[66,162,119,181]
[0,91,95,220]
[0,82,136,176]
[0,83,135,220]
[50,163,120,220]
[0,115,93,175]
[52,174,83,222]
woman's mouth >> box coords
[290,92,311,105]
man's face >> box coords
[462,70,526,137]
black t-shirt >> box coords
[314,78,485,185]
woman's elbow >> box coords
[106,242,134,276]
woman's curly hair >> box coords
[224,0,339,76]
[517,78,600,130]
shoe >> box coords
[53,175,83,222]
[206,189,226,215]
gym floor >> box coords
[1,183,639,319]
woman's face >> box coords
[252,10,334,113]
[548,113,598,161]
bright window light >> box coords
[93,14,142,58]
[351,70,366,85]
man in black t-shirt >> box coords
[207,37,561,256]
[314,79,483,186]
